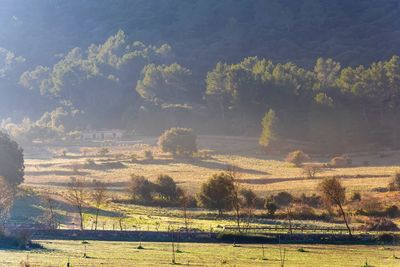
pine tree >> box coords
[259,109,279,149]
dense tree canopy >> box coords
[197,173,235,215]
[17,30,172,128]
[129,175,154,202]
[0,132,24,187]
[154,175,181,201]
[158,128,197,156]
[2,0,400,70]
[136,63,195,104]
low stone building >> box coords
[82,129,124,140]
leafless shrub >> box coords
[292,204,317,220]
[92,180,108,231]
[65,177,87,230]
[40,190,58,230]
[359,194,382,214]
[302,164,322,179]
[361,218,399,232]
[388,172,400,191]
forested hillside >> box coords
[1,0,400,152]
[2,0,400,69]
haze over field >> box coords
[1,1,400,266]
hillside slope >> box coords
[1,0,399,70]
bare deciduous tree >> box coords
[117,215,125,231]
[318,177,352,237]
[66,177,87,230]
[92,180,108,231]
[179,190,190,232]
[41,190,58,230]
[286,204,294,234]
[227,165,242,232]
[302,164,322,179]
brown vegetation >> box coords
[285,150,310,167]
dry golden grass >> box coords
[23,135,398,197]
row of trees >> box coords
[129,174,183,204]
[2,29,400,153]
[125,165,352,236]
[1,30,174,138]
[56,178,108,231]
[2,27,400,153]
[207,55,400,151]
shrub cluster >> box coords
[263,191,325,220]
[329,155,352,168]
[361,218,399,232]
[302,164,322,179]
[388,172,400,191]
[158,127,197,157]
[128,174,190,206]
[285,150,309,166]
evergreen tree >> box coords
[0,132,24,188]
[259,109,280,149]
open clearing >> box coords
[13,135,400,230]
[1,240,398,266]
[23,135,398,196]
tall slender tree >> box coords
[318,177,352,237]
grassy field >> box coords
[3,135,400,266]
[23,135,398,196]
[1,240,398,266]
[11,135,400,230]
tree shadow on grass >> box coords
[238,177,303,185]
[25,170,90,176]
[11,192,122,226]
[137,158,174,165]
[187,159,269,175]
[82,162,127,172]
[141,156,269,175]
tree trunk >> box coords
[183,206,188,232]
[287,206,293,234]
[218,209,223,216]
[338,204,352,238]
[94,208,100,231]
[235,206,241,233]
[78,208,84,230]
[119,218,123,231]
